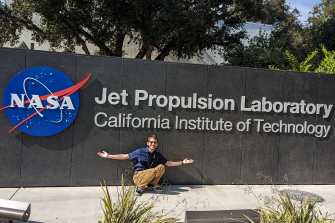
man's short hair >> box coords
[148,135,158,143]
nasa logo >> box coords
[2,67,90,137]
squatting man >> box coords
[97,135,194,195]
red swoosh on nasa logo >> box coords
[5,74,91,133]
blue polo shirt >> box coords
[128,147,167,173]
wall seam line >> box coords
[162,63,167,156]
[201,65,209,184]
[240,68,248,182]
[69,54,77,186]
[312,73,321,184]
[20,50,27,186]
[277,71,285,183]
[20,132,23,186]
[117,59,124,183]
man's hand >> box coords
[97,152,129,160]
[165,158,195,167]
[97,151,109,158]
[183,158,194,164]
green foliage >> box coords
[222,29,279,68]
[314,45,335,74]
[236,174,334,223]
[245,193,334,223]
[269,45,335,74]
[307,0,335,56]
[222,0,311,70]
[0,0,265,60]
[268,65,279,70]
[308,0,335,25]
[99,175,178,223]
[222,27,304,70]
[256,0,301,31]
[285,50,318,72]
[223,25,315,70]
[223,0,335,71]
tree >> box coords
[221,30,285,68]
[308,0,335,25]
[0,0,264,61]
[249,0,300,29]
[222,0,315,70]
[308,0,335,53]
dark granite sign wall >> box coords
[1,47,334,187]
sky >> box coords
[286,0,323,24]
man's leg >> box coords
[133,165,165,190]
[133,168,158,190]
[149,164,165,186]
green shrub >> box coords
[238,174,334,223]
[99,175,178,223]
[269,50,318,72]
[269,45,335,74]
[286,49,318,72]
[245,192,334,223]
[314,45,335,74]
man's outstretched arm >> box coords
[165,158,194,167]
[97,151,129,160]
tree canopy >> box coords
[223,0,335,72]
[222,0,307,69]
[0,0,265,60]
[308,0,335,53]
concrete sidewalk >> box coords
[0,185,334,223]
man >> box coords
[97,135,194,195]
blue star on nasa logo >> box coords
[2,67,90,137]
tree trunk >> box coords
[115,33,125,57]
[155,43,174,60]
[136,44,148,59]
[145,45,154,60]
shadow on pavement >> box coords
[144,185,205,195]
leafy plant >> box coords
[268,65,280,70]
[245,193,334,223]
[99,175,178,223]
[235,173,334,223]
[269,45,335,74]
[285,49,318,72]
[314,44,335,74]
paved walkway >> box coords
[0,185,334,222]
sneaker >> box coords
[147,185,162,192]
[136,188,143,196]
[153,185,162,192]
[147,184,155,190]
